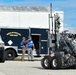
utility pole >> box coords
[48,3,53,54]
[50,3,53,34]
[48,3,53,40]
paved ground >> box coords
[0,57,76,75]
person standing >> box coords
[20,37,26,61]
[26,36,35,61]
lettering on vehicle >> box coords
[6,32,21,36]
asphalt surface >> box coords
[0,57,76,75]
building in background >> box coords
[0,6,64,60]
[0,6,64,32]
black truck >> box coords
[0,28,48,60]
[41,13,76,69]
[41,32,76,69]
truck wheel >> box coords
[5,50,16,60]
[51,56,62,69]
[41,56,51,69]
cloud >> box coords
[64,24,69,27]
[64,27,76,34]
[64,22,76,28]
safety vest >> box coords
[27,40,33,48]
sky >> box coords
[0,0,76,28]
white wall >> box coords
[0,11,49,28]
[0,11,64,33]
[0,12,19,27]
[20,12,49,28]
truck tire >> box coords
[41,56,51,69]
[51,56,62,69]
[5,49,16,60]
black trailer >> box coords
[0,28,49,60]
